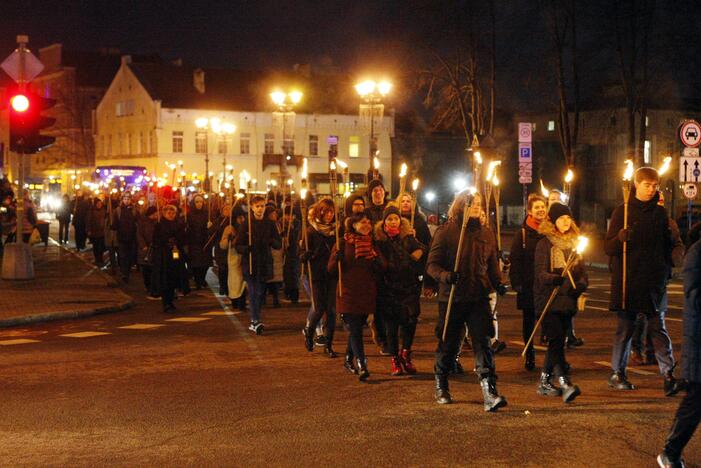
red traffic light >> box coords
[10,94,30,112]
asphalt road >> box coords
[0,265,698,467]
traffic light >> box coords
[8,88,56,154]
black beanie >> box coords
[548,202,572,223]
[367,179,385,196]
[382,203,401,222]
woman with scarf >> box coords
[220,201,248,310]
[508,193,547,370]
[186,194,212,290]
[533,202,587,403]
[375,203,427,375]
[152,205,188,313]
[300,198,338,357]
[331,211,385,381]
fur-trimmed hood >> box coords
[374,216,413,241]
[537,217,579,250]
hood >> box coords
[374,216,413,241]
[537,217,579,245]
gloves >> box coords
[496,283,508,296]
[299,250,313,263]
[552,276,565,287]
[617,228,631,243]
[445,271,461,285]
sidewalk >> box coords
[0,242,134,327]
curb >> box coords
[0,299,136,328]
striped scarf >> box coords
[344,233,376,260]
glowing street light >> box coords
[271,89,303,180]
[356,78,392,183]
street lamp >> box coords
[195,117,235,193]
[356,79,392,182]
[271,89,303,182]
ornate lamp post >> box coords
[271,90,303,184]
[195,117,236,193]
[355,79,392,183]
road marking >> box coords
[118,323,166,330]
[594,361,655,376]
[201,311,240,316]
[509,340,547,352]
[0,339,40,345]
[60,331,112,338]
[165,317,212,323]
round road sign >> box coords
[683,183,698,200]
[680,120,701,148]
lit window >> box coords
[309,135,318,156]
[644,140,651,164]
[196,132,208,154]
[349,136,359,158]
[240,133,250,154]
[548,120,555,131]
[218,140,227,154]
[172,131,183,153]
[264,133,275,154]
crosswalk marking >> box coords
[201,311,239,316]
[60,331,112,338]
[594,361,655,376]
[0,339,40,345]
[165,317,212,323]
[118,324,165,330]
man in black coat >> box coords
[604,167,680,394]
[365,178,389,352]
[657,239,701,468]
[72,191,91,251]
[112,192,138,283]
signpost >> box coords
[683,183,697,200]
[679,120,701,231]
[518,123,533,211]
[680,120,701,148]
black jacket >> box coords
[375,218,427,303]
[509,220,544,310]
[235,216,282,282]
[186,207,213,268]
[303,225,336,282]
[151,218,189,294]
[681,240,701,382]
[112,204,137,243]
[533,235,588,314]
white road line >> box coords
[594,361,655,376]
[0,339,40,345]
[60,331,112,338]
[118,324,166,330]
[165,317,212,323]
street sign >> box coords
[683,183,697,200]
[680,120,701,148]
[680,157,701,183]
[518,162,532,184]
[1,49,44,83]
[683,147,700,158]
[518,122,532,143]
[518,143,532,162]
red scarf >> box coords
[383,224,400,238]
[526,215,540,231]
[344,233,376,259]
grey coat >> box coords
[682,240,701,382]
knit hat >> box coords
[548,202,572,223]
[382,203,401,222]
[367,179,385,197]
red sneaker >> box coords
[401,349,417,375]
[391,356,403,376]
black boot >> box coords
[480,375,508,412]
[558,375,581,403]
[537,372,562,397]
[435,374,452,404]
[525,350,536,371]
[357,358,370,381]
[302,327,314,352]
[324,342,338,358]
[608,371,635,390]
[344,354,357,374]
[664,371,681,397]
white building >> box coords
[94,56,394,194]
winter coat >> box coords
[605,191,674,316]
[681,240,701,382]
[268,221,284,283]
[235,216,282,282]
[427,216,502,303]
[186,207,213,269]
[136,215,157,265]
[213,216,230,268]
[533,225,588,314]
[509,219,545,310]
[365,203,386,225]
[86,205,107,238]
[283,217,301,290]
[112,204,138,243]
[151,218,189,295]
[374,217,427,306]
[72,197,90,227]
[328,237,385,315]
[55,199,71,223]
[303,223,336,283]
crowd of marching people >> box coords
[1,163,699,467]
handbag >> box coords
[29,227,41,245]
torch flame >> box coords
[330,161,336,171]
[486,160,502,182]
[373,157,380,170]
[576,236,589,255]
[492,175,500,187]
[540,179,550,197]
[474,151,483,165]
[564,169,574,183]
[335,159,348,169]
[399,163,407,178]
[623,159,634,181]
[412,178,419,191]
[300,188,308,199]
[658,156,672,176]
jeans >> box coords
[306,279,336,343]
[542,310,572,376]
[663,382,701,459]
[217,265,229,295]
[611,305,675,375]
[434,300,495,378]
[74,223,87,250]
[58,220,70,244]
[245,278,267,323]
[343,314,368,362]
[118,240,137,280]
[90,236,105,265]
[383,299,420,356]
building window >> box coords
[149,131,153,154]
[196,131,208,154]
[127,133,132,155]
[218,140,227,154]
[100,136,105,157]
[264,133,275,154]
[547,120,555,131]
[645,116,649,127]
[644,140,651,164]
[172,131,183,153]
[283,138,294,155]
[240,133,250,154]
[140,132,146,154]
[115,99,135,117]
[107,135,112,156]
[349,136,359,158]
[117,133,123,155]
[309,135,318,156]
